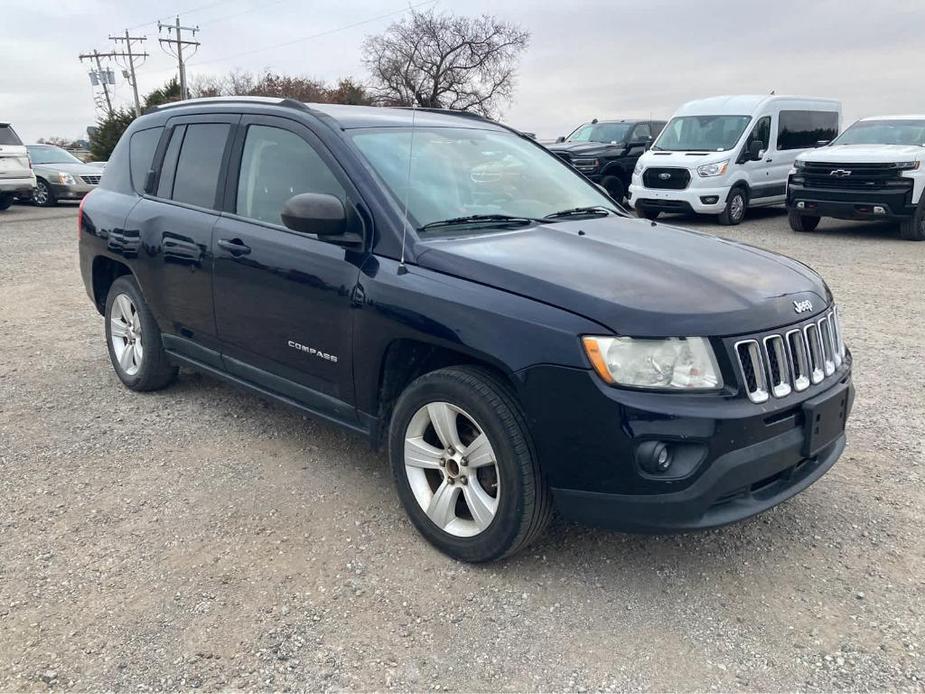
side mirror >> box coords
[555,136,565,143]
[748,141,764,161]
[815,139,830,147]
[281,193,363,245]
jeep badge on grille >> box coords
[793,299,814,313]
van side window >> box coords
[745,116,771,152]
[235,125,346,227]
[171,123,231,208]
[129,127,163,195]
[777,111,838,151]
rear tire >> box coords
[105,275,177,392]
[32,179,56,207]
[388,366,552,562]
[0,193,13,211]
[718,187,747,226]
[636,207,660,221]
[899,206,925,241]
[788,209,821,232]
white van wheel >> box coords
[718,187,747,226]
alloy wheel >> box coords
[730,193,745,222]
[109,293,143,376]
[403,402,500,537]
[33,181,49,206]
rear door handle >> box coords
[217,238,251,256]
[765,158,773,162]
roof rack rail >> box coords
[145,96,308,115]
[396,106,494,123]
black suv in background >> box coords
[78,98,852,562]
[547,119,666,200]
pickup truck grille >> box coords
[801,162,904,189]
[80,175,102,185]
[734,309,845,403]
[642,167,690,190]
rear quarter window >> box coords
[777,110,839,151]
[170,123,231,209]
[0,125,23,146]
[129,127,163,195]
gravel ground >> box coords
[0,202,922,692]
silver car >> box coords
[26,144,104,207]
[0,123,35,210]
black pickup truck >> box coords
[78,98,853,562]
[547,119,666,201]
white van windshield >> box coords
[833,119,925,147]
[654,115,751,152]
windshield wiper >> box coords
[544,206,615,220]
[419,214,538,232]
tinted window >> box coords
[156,126,185,198]
[777,110,839,150]
[236,125,345,226]
[0,125,22,145]
[129,127,163,194]
[631,123,651,141]
[171,123,230,208]
[745,116,771,151]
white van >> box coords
[628,95,841,225]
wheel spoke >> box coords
[463,478,497,530]
[110,319,129,338]
[427,402,461,451]
[115,295,133,324]
[133,341,144,365]
[462,433,495,468]
[426,481,460,529]
[118,342,134,372]
[404,436,444,470]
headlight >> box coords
[793,159,806,170]
[55,172,77,185]
[895,161,920,170]
[633,160,644,175]
[582,336,723,390]
[696,160,729,177]
[572,158,599,173]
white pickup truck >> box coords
[0,123,36,211]
[787,115,925,240]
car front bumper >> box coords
[628,181,729,214]
[787,178,918,220]
[50,182,97,200]
[515,360,853,533]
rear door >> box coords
[211,114,366,415]
[125,113,238,363]
[0,124,31,182]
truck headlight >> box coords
[582,336,723,390]
[793,159,807,170]
[696,160,729,177]
[895,161,920,170]
[55,172,77,185]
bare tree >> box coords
[362,8,529,118]
[189,70,373,105]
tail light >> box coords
[78,193,88,239]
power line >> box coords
[189,0,436,67]
[126,0,227,30]
[109,32,150,116]
[158,17,201,100]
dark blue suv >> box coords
[78,97,854,562]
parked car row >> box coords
[551,94,925,240]
[0,123,104,212]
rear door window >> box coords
[170,123,231,208]
[129,127,163,195]
[777,111,839,151]
[0,125,22,146]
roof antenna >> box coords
[397,103,418,276]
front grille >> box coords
[801,161,905,189]
[80,174,101,184]
[642,167,690,190]
[735,309,845,404]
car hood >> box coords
[415,216,830,337]
[796,144,925,162]
[640,150,730,168]
[548,141,624,156]
[32,161,103,175]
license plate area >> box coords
[802,382,849,457]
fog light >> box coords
[700,195,719,205]
[873,206,886,215]
[796,201,805,209]
[636,441,672,474]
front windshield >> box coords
[351,127,617,231]
[27,146,84,165]
[566,122,632,144]
[833,119,925,147]
[654,115,751,152]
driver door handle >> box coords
[217,238,251,256]
[765,157,773,162]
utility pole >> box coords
[109,31,149,116]
[78,49,115,116]
[158,16,200,100]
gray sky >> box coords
[3,0,923,143]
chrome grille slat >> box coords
[734,309,846,402]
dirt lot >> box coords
[0,202,922,692]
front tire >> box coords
[899,206,925,241]
[105,275,177,391]
[388,366,552,562]
[32,179,56,207]
[788,210,821,232]
[0,193,13,211]
[718,187,747,226]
